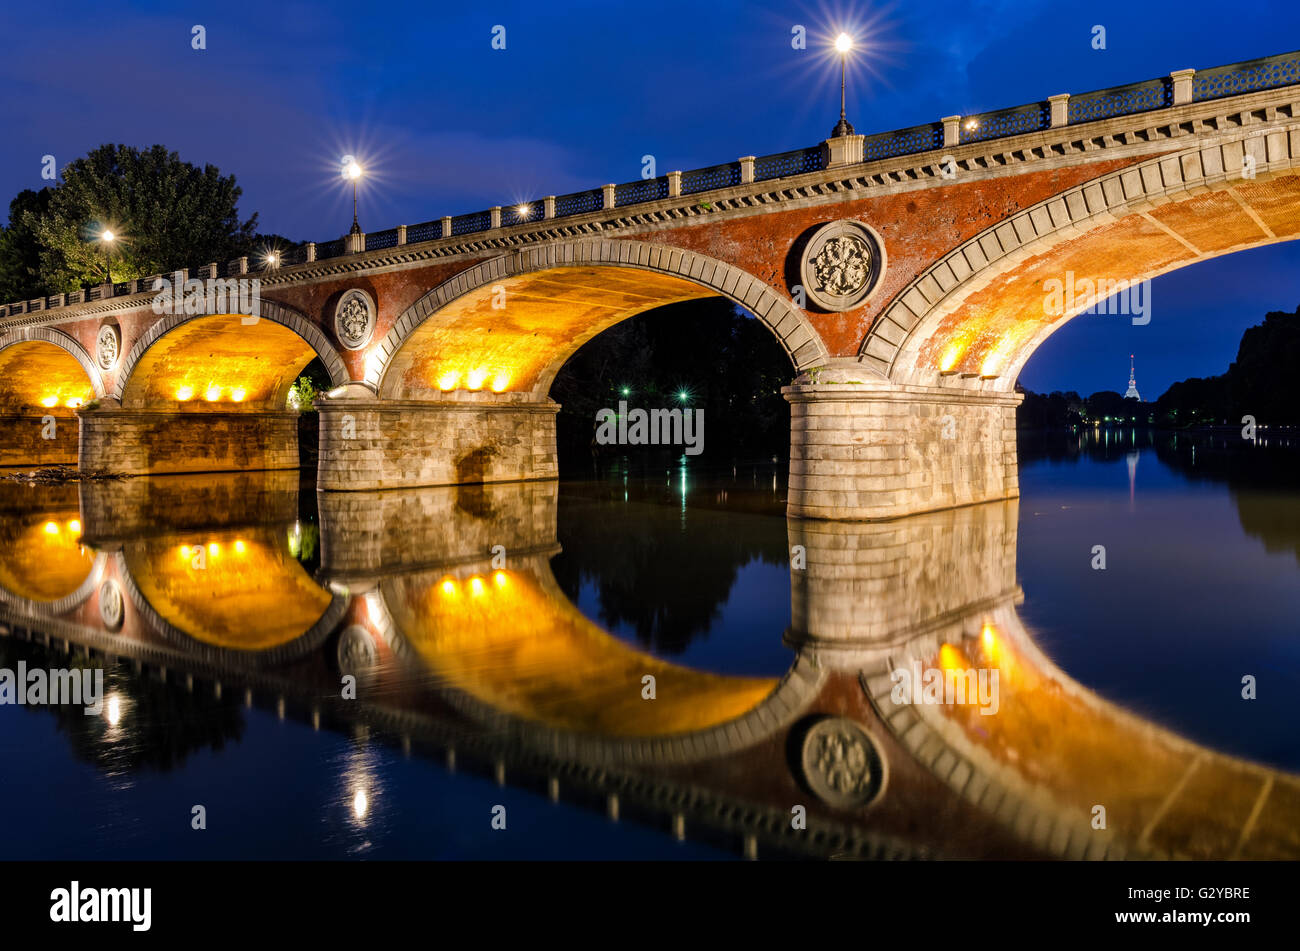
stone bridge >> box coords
[2,51,1299,519]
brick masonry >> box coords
[316,397,558,491]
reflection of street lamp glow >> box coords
[231,387,246,402]
[470,576,484,596]
[437,371,459,391]
[494,571,507,588]
[441,579,456,596]
[41,395,58,407]
[105,694,122,726]
[234,540,246,554]
[208,542,219,556]
[490,373,510,392]
[44,521,59,535]
[205,384,221,401]
[65,397,82,408]
[466,368,487,390]
[353,788,368,819]
[177,385,194,401]
[68,520,81,534]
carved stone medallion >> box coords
[98,580,124,631]
[337,624,377,678]
[800,716,885,808]
[96,323,120,371]
[333,288,376,350]
[799,220,885,311]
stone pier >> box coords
[316,393,558,492]
[78,403,301,475]
[784,371,1021,521]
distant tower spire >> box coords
[1124,353,1141,400]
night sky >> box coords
[2,0,1298,397]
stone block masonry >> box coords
[784,381,1021,521]
[0,413,79,467]
[316,397,559,491]
[79,409,301,475]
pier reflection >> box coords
[1,471,1297,860]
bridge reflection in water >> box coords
[1,473,1297,860]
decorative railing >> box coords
[862,123,943,162]
[1194,51,1300,102]
[1067,76,1171,124]
[3,49,1298,317]
[554,188,604,217]
[615,178,670,206]
[961,102,1050,144]
[680,162,742,195]
[754,147,825,181]
[364,227,400,251]
[406,220,441,244]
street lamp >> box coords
[100,229,115,283]
[345,160,363,234]
[832,32,855,137]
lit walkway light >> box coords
[100,229,116,283]
[345,160,364,235]
[832,33,855,137]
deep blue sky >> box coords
[1,0,1298,397]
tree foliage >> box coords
[19,144,258,293]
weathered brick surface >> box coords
[317,399,558,491]
[785,385,1021,520]
[80,409,301,475]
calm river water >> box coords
[1,429,1297,860]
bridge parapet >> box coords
[3,50,1297,322]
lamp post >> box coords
[346,161,363,235]
[832,33,855,137]
[100,229,115,283]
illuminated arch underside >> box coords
[124,528,332,651]
[0,510,94,602]
[381,266,716,399]
[894,172,1300,385]
[0,341,94,414]
[120,314,324,410]
[384,566,777,736]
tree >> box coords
[0,188,53,301]
[24,144,258,291]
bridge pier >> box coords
[787,499,1021,659]
[78,403,302,475]
[784,372,1021,521]
[316,393,558,491]
[0,413,79,467]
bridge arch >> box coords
[862,135,1300,389]
[365,560,827,766]
[368,238,831,399]
[0,326,106,404]
[112,301,349,408]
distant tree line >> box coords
[1020,306,1300,428]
